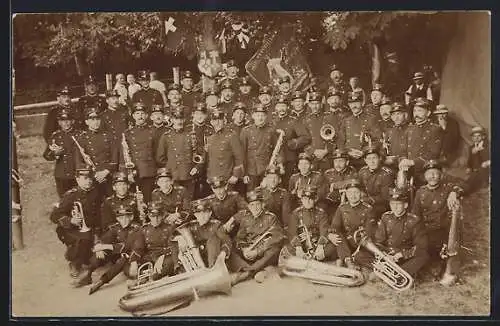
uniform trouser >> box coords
[230,179,247,197]
[193,168,212,200]
[56,226,93,267]
[229,244,282,275]
[282,161,297,189]
[177,236,227,272]
[397,250,430,276]
[141,251,176,280]
[55,178,77,198]
[86,253,135,283]
[427,228,461,275]
[134,177,155,204]
[176,179,195,200]
[247,174,264,191]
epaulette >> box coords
[64,187,78,196]
[109,222,120,229]
[265,210,278,219]
[152,188,162,193]
[381,166,393,174]
[359,166,369,172]
[406,212,420,222]
[324,168,335,175]
[174,185,186,191]
[130,222,141,229]
[51,130,62,137]
[242,125,251,131]
[291,172,300,178]
[105,195,114,201]
[361,201,373,208]
[228,191,239,196]
[311,171,321,176]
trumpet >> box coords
[135,186,147,225]
[245,226,284,252]
[72,201,91,233]
[121,133,136,181]
[296,217,314,259]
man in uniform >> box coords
[399,97,443,187]
[358,143,394,219]
[204,176,248,227]
[77,75,107,115]
[227,102,248,136]
[156,107,202,200]
[272,96,311,186]
[364,83,385,118]
[150,104,170,149]
[324,148,358,215]
[405,72,433,107]
[347,76,366,107]
[74,106,119,200]
[100,171,139,231]
[288,152,327,210]
[257,86,275,118]
[101,89,130,144]
[290,90,308,119]
[328,65,347,99]
[377,97,394,133]
[433,104,461,167]
[237,76,255,110]
[167,83,186,116]
[259,166,292,229]
[277,76,292,100]
[324,86,350,123]
[383,102,409,170]
[50,166,101,279]
[43,86,82,144]
[219,79,236,118]
[180,70,198,110]
[205,88,220,114]
[375,187,429,280]
[43,108,78,197]
[411,160,464,286]
[240,103,285,191]
[122,102,158,203]
[131,70,163,114]
[218,59,241,87]
[228,189,286,284]
[151,168,190,225]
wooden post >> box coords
[105,73,113,92]
[172,67,180,85]
[12,122,24,250]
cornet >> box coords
[72,201,91,233]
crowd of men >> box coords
[42,59,490,296]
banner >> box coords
[245,27,312,92]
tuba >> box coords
[278,246,365,287]
[320,124,336,142]
[353,228,413,291]
[174,223,206,272]
[72,201,91,233]
[119,252,232,315]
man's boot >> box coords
[72,272,92,288]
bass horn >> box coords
[320,124,336,142]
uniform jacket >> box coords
[77,95,107,114]
[385,123,409,159]
[43,104,83,143]
[206,128,245,180]
[287,205,329,246]
[50,185,101,229]
[331,201,377,244]
[324,166,358,204]
[99,221,144,261]
[101,107,130,144]
[303,112,337,152]
[205,191,248,224]
[358,165,394,214]
[261,187,292,228]
[405,120,443,171]
[122,124,157,178]
[74,129,119,173]
[323,110,348,147]
[100,193,138,231]
[183,219,232,257]
[272,115,311,163]
[141,222,178,261]
[288,171,327,200]
[341,110,382,150]
[181,89,199,115]
[44,128,79,179]
[151,186,190,214]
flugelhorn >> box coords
[72,201,91,233]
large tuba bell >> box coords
[320,124,336,141]
[119,253,232,315]
[174,222,206,272]
[278,246,365,287]
[353,229,414,291]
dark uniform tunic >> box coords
[77,94,107,118]
[261,187,292,229]
[151,123,170,155]
[43,104,83,143]
[151,186,190,215]
[303,112,336,172]
[341,111,382,152]
[204,191,248,224]
[378,118,394,134]
[358,165,394,219]
[385,123,409,161]
[100,193,138,231]
[181,89,199,115]
[324,166,358,212]
[131,88,163,114]
[100,107,130,144]
[206,127,245,181]
[288,171,327,208]
[191,122,215,199]
[375,211,429,276]
[140,222,178,278]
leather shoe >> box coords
[72,274,92,288]
[254,270,268,283]
[439,273,457,287]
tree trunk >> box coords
[74,54,83,76]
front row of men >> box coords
[50,153,464,294]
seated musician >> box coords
[324,148,358,214]
[465,126,490,193]
[259,165,292,230]
[288,152,327,210]
[374,187,429,281]
[228,189,286,284]
[73,205,144,295]
[49,166,100,280]
[138,201,179,281]
[287,185,351,266]
[151,168,190,225]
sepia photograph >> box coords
[11,10,491,317]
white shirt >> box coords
[128,83,141,99]
[149,80,167,94]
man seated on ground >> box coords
[259,166,292,230]
[465,126,490,193]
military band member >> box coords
[411,160,464,286]
[330,179,377,269]
[324,148,358,214]
[364,83,385,118]
[43,108,78,197]
[138,201,179,280]
[374,187,429,279]
[433,104,461,166]
[77,75,107,115]
[50,167,100,279]
[277,76,292,100]
[219,59,241,87]
[288,152,327,210]
[328,65,347,98]
[405,72,433,107]
[219,80,236,118]
[131,70,163,114]
[257,86,275,118]
[167,83,185,114]
[178,199,232,269]
[259,166,292,229]
[383,102,409,169]
[150,104,169,146]
[465,126,490,193]
[151,168,190,225]
[101,171,139,231]
[240,104,285,191]
[290,90,308,119]
[73,205,144,294]
[227,102,248,136]
[101,89,130,144]
[43,86,81,144]
[121,102,158,203]
[156,107,201,200]
[325,86,350,123]
[228,189,286,284]
[205,89,220,114]
[348,76,366,107]
[377,97,394,133]
[180,70,198,110]
[75,106,119,199]
[237,76,255,109]
[358,144,394,219]
[272,96,311,186]
[205,176,248,227]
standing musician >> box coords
[43,108,78,198]
[290,90,308,119]
[377,97,394,133]
[328,65,347,99]
[330,179,377,271]
[227,102,248,136]
[166,83,185,116]
[324,86,350,123]
[138,201,179,280]
[259,166,292,230]
[151,168,190,225]
[206,108,245,194]
[364,83,385,118]
[240,103,285,191]
[219,80,236,118]
[121,101,158,204]
[383,102,409,170]
[204,176,248,228]
[411,160,464,286]
[73,205,144,294]
[276,76,292,100]
[324,148,358,215]
[358,143,394,219]
[43,86,82,144]
[272,95,311,187]
[218,59,241,87]
[156,107,202,200]
[256,86,275,119]
[49,166,101,279]
[228,189,286,284]
[205,89,220,114]
[77,75,107,115]
[288,152,327,210]
[374,187,429,280]
[100,171,139,231]
[74,106,119,200]
[150,104,170,146]
[433,104,461,167]
[100,89,130,144]
[180,70,198,110]
[236,76,255,110]
[131,70,163,114]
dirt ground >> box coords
[11,136,491,317]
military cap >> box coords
[226,59,237,68]
[301,185,318,198]
[240,76,251,85]
[84,75,97,85]
[171,107,185,119]
[330,64,340,72]
[278,76,291,84]
[151,104,164,113]
[380,97,392,107]
[372,83,384,92]
[344,178,362,190]
[116,205,134,216]
[363,143,381,157]
[168,83,181,92]
[156,167,172,179]
[332,148,349,160]
[194,102,207,113]
[112,171,128,184]
[206,87,219,97]
[75,166,93,177]
[137,70,149,81]
[298,152,312,162]
[105,89,120,98]
[308,91,322,102]
[412,72,425,80]
[253,103,267,113]
[423,159,442,171]
[259,86,272,95]
[347,90,363,103]
[57,85,71,96]
[265,165,280,175]
[192,199,210,213]
[131,101,147,113]
[148,201,163,214]
[57,108,73,120]
[292,90,305,101]
[246,189,263,202]
[210,108,225,120]
[327,87,342,97]
[391,102,406,113]
[221,79,233,91]
[181,70,193,80]
[470,126,486,136]
[389,187,409,202]
[208,176,227,188]
[233,102,246,113]
[433,104,449,115]
[276,94,288,104]
[413,97,430,109]
[84,106,101,118]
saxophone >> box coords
[267,129,285,171]
[121,133,136,182]
[174,222,206,272]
